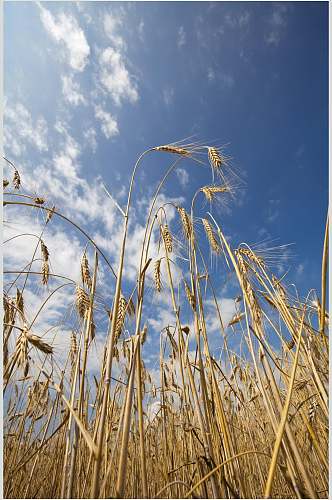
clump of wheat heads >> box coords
[3,142,328,500]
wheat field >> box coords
[3,143,329,499]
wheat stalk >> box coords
[127,297,135,317]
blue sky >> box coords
[3,2,328,377]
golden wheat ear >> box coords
[201,185,229,202]
[75,286,90,318]
[41,261,49,285]
[154,259,162,292]
[27,334,53,355]
[177,206,192,240]
[46,205,56,223]
[202,218,220,254]
[154,144,191,156]
[161,224,173,253]
[13,170,21,189]
[114,296,127,341]
[208,147,223,170]
[81,251,92,290]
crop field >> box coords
[3,142,329,499]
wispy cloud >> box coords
[163,87,174,107]
[177,26,186,48]
[138,20,145,41]
[296,263,305,276]
[7,116,117,234]
[99,47,139,106]
[207,68,234,88]
[4,101,48,156]
[267,199,280,223]
[83,127,98,153]
[176,167,189,188]
[295,145,305,159]
[265,4,289,46]
[103,11,126,50]
[238,11,250,28]
[224,10,250,29]
[37,3,90,71]
[220,73,235,88]
[94,105,119,138]
[207,67,215,82]
[61,74,86,106]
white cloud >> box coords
[61,75,86,106]
[271,4,288,27]
[295,145,305,159]
[163,87,174,107]
[11,119,117,233]
[205,296,237,335]
[38,3,90,72]
[4,215,82,283]
[207,69,234,88]
[267,199,280,223]
[265,31,280,47]
[99,47,138,106]
[224,10,250,29]
[265,4,289,46]
[176,167,189,188]
[55,121,81,160]
[94,192,185,283]
[177,26,186,48]
[3,212,113,384]
[224,13,237,28]
[83,127,98,153]
[104,12,126,50]
[148,305,176,337]
[220,74,234,88]
[208,67,215,82]
[138,20,144,41]
[94,105,119,139]
[239,11,250,28]
[296,263,304,276]
[4,102,48,156]
[267,210,279,223]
